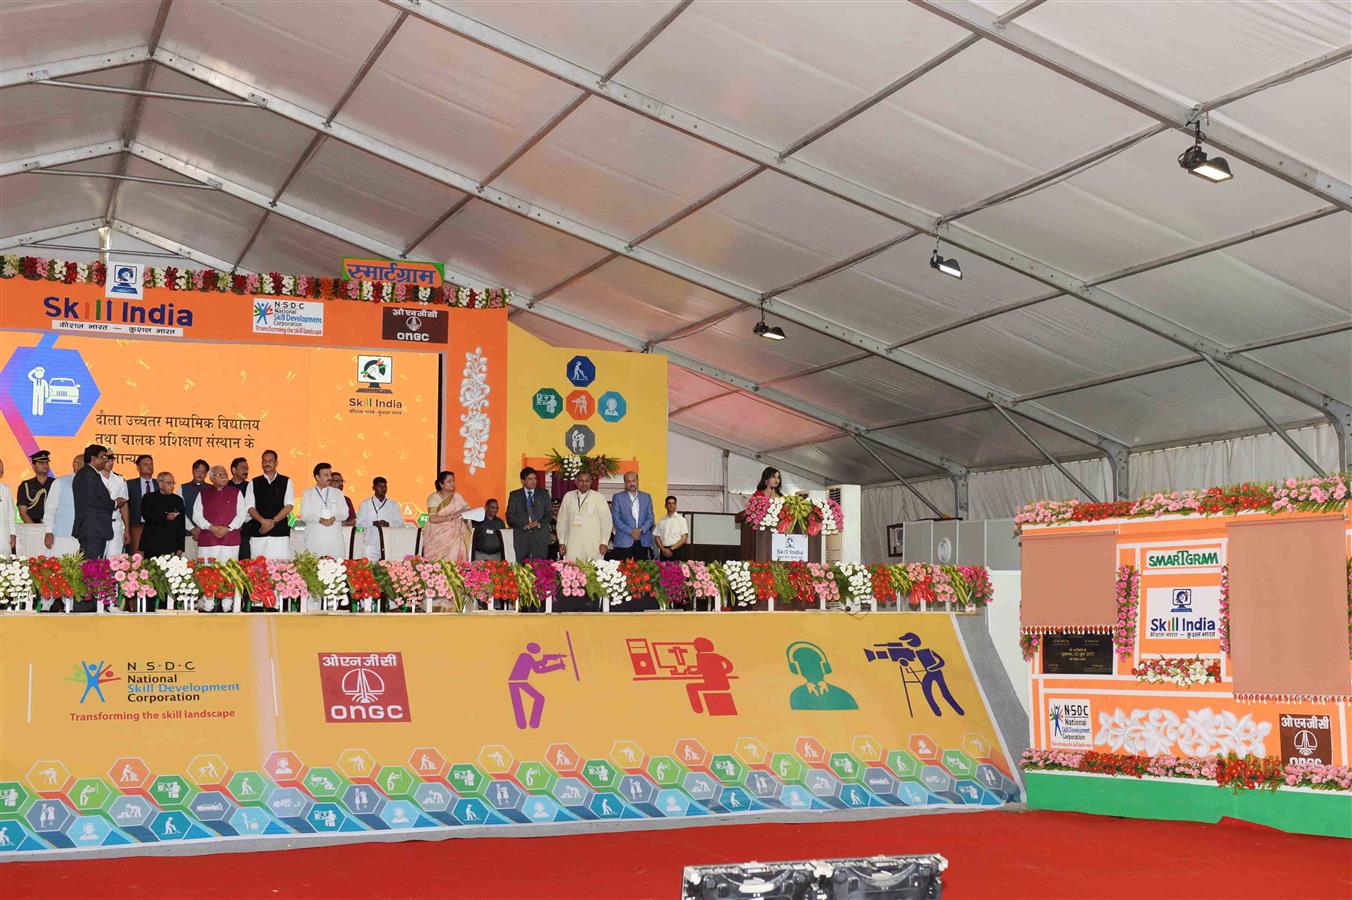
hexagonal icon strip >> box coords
[477,745,515,776]
[26,760,72,795]
[107,758,152,792]
[769,753,806,784]
[147,775,195,810]
[838,784,872,810]
[265,787,314,822]
[336,748,377,782]
[452,797,492,826]
[308,802,350,833]
[380,800,422,829]
[342,784,385,818]
[850,735,886,764]
[187,754,231,788]
[734,737,768,766]
[301,767,349,801]
[0,781,32,818]
[409,747,448,780]
[544,743,582,775]
[645,756,685,788]
[744,770,783,801]
[581,759,621,791]
[804,769,843,799]
[511,761,557,795]
[709,754,746,786]
[374,766,418,800]
[609,740,646,772]
[447,764,488,797]
[67,778,115,813]
[672,738,709,769]
[188,790,237,823]
[226,771,271,806]
[918,765,954,796]
[682,772,721,804]
[485,779,526,812]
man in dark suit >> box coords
[140,470,186,561]
[126,453,158,553]
[505,467,551,561]
[72,445,114,609]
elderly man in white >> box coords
[300,462,346,559]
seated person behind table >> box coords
[654,495,690,561]
[472,499,507,561]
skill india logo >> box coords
[0,335,101,457]
[65,659,122,704]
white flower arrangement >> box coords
[0,558,34,610]
[155,555,199,611]
[316,557,350,610]
[722,561,756,608]
[838,562,872,608]
[592,559,630,606]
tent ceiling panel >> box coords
[158,0,400,118]
[0,0,158,70]
[1014,0,1348,103]
[775,357,979,428]
[1,66,137,160]
[549,257,739,342]
[510,310,633,353]
[1105,212,1352,346]
[136,68,317,199]
[879,408,1091,470]
[960,130,1330,279]
[1,162,115,234]
[671,392,843,452]
[668,367,735,412]
[1036,361,1321,448]
[1214,61,1351,185]
[772,435,940,486]
[1248,333,1352,405]
[338,17,581,183]
[643,169,900,292]
[618,0,971,150]
[797,39,1156,215]
[113,163,263,264]
[664,308,862,384]
[237,213,368,280]
[905,294,1186,399]
[777,231,1048,345]
[442,1,678,74]
[412,200,612,295]
[283,138,467,252]
[493,96,752,241]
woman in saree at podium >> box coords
[735,466,785,559]
[423,469,470,562]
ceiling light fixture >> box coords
[753,303,786,341]
[1178,122,1233,183]
[929,241,962,279]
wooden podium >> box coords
[740,524,822,563]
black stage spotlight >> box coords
[1178,122,1233,183]
[754,309,787,341]
[929,247,962,280]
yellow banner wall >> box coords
[0,613,1015,853]
[505,324,667,503]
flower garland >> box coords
[1131,656,1222,687]
[742,493,844,535]
[1021,749,1352,793]
[1019,633,1040,662]
[1015,474,1350,531]
[1112,565,1140,657]
[1219,564,1231,655]
[1,255,511,309]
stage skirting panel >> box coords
[0,612,1018,856]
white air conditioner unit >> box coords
[812,484,861,564]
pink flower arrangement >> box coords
[1022,748,1352,792]
[383,560,424,609]
[683,562,718,603]
[459,563,492,606]
[556,562,588,598]
[1272,474,1349,511]
[1013,499,1082,528]
[110,554,156,607]
[414,559,451,601]
[1112,565,1140,658]
[807,563,840,605]
[269,560,307,605]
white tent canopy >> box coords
[2,0,1349,500]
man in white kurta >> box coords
[300,463,346,559]
[556,470,612,562]
[0,459,15,556]
[354,476,404,560]
[99,456,129,558]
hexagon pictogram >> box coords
[550,777,592,808]
[863,767,899,798]
[954,780,996,805]
[265,787,313,822]
[147,775,194,810]
[409,747,448,780]
[448,764,488,796]
[565,355,596,387]
[827,753,863,783]
[67,814,113,848]
[375,766,418,800]
[227,771,271,805]
[108,795,156,828]
[780,785,813,810]
[485,780,525,812]
[523,796,563,823]
[188,790,237,822]
[581,759,621,791]
[709,754,746,785]
[717,785,754,812]
[477,745,515,775]
[149,810,193,840]
[342,784,384,817]
[918,765,954,796]
[804,769,843,799]
[850,735,886,764]
[336,748,376,781]
[308,803,349,833]
[597,390,626,422]
[565,390,595,421]
[512,761,557,795]
[0,782,32,818]
[770,753,806,784]
[734,737,767,766]
[673,739,709,769]
[588,792,624,819]
[531,387,564,420]
[609,740,646,771]
[187,754,231,787]
[301,767,348,801]
[618,774,656,806]
[793,737,825,763]
[380,800,420,829]
[453,797,491,825]
[941,749,976,779]
[1,338,103,441]
[839,783,871,809]
[263,750,305,784]
[107,758,152,791]
[744,770,783,801]
[229,807,273,836]
[682,771,720,803]
[26,760,72,795]
[962,733,994,761]
[886,750,921,778]
[908,734,940,761]
[563,423,595,454]
[414,782,457,813]
[25,798,73,834]
[645,756,685,788]
[544,743,582,775]
[655,789,691,816]
[68,778,114,813]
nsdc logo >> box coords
[1170,589,1192,613]
[65,659,122,704]
[253,300,275,327]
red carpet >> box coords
[4,809,1349,899]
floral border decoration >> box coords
[1021,749,1351,793]
[1,255,510,309]
[1112,564,1140,657]
[1219,564,1231,655]
[1131,656,1222,687]
[1014,474,1349,531]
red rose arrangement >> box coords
[749,563,777,603]
[28,557,72,599]
[190,560,233,600]
[619,560,655,599]
[344,559,381,603]
[486,561,519,601]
